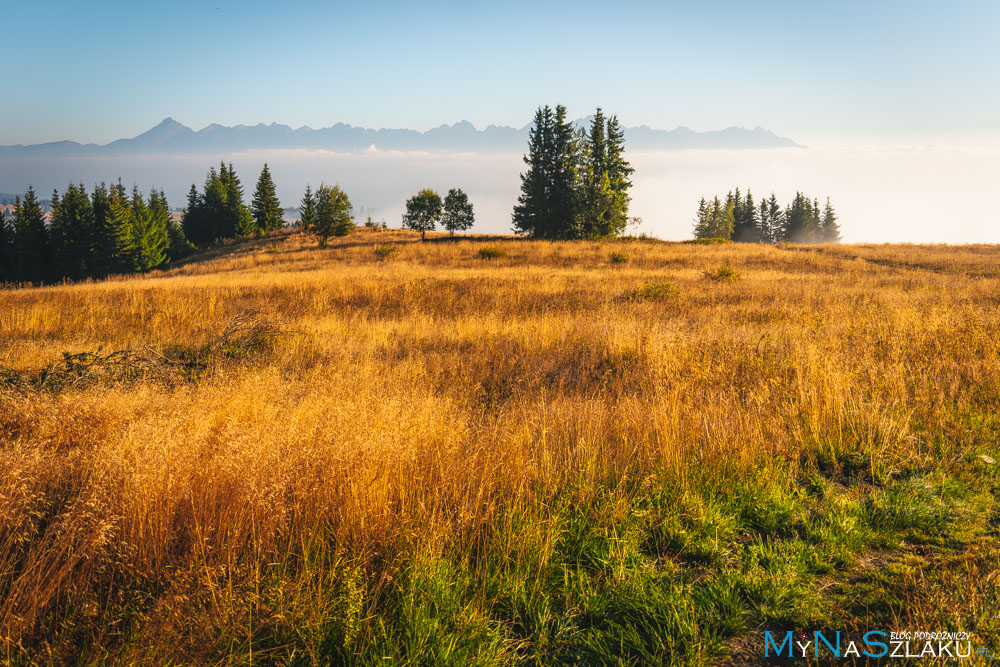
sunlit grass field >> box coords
[2,229,999,664]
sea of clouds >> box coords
[2,144,998,243]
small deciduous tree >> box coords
[313,184,353,246]
[442,188,475,235]
[402,188,442,240]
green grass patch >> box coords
[477,247,508,260]
[621,280,677,302]
[374,243,402,260]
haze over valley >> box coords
[2,123,996,242]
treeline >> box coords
[0,183,189,284]
[0,162,290,285]
[693,189,841,243]
[183,162,283,245]
[513,105,634,239]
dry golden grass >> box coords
[1,228,999,663]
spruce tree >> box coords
[820,197,841,243]
[299,185,316,231]
[140,188,170,270]
[182,183,207,246]
[730,189,761,242]
[50,183,95,279]
[727,188,741,241]
[693,196,734,239]
[252,163,283,233]
[579,109,612,238]
[549,104,579,238]
[512,106,551,238]
[202,165,228,240]
[693,197,710,238]
[90,183,116,275]
[12,187,49,283]
[0,209,12,282]
[167,218,193,261]
[765,193,783,243]
[715,197,735,239]
[442,188,475,235]
[604,114,634,236]
[107,181,137,272]
[782,192,819,243]
[222,163,254,237]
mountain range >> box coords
[0,118,800,157]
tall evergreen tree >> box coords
[442,188,475,235]
[731,189,761,242]
[692,197,710,238]
[202,165,228,240]
[90,183,116,275]
[512,106,551,238]
[758,193,783,244]
[11,187,49,283]
[579,109,614,238]
[512,105,580,239]
[182,183,207,245]
[49,183,95,279]
[549,104,579,238]
[782,192,819,243]
[251,163,283,233]
[693,196,734,239]
[223,163,254,237]
[167,217,193,261]
[107,181,138,272]
[727,188,741,241]
[604,114,634,235]
[138,187,170,270]
[820,197,841,243]
[299,184,316,231]
[0,209,13,282]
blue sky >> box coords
[3,0,998,146]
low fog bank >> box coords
[1,145,997,243]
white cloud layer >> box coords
[2,145,998,243]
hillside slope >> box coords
[1,231,998,663]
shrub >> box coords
[621,280,677,302]
[477,248,507,260]
[684,237,732,245]
[374,243,401,260]
[610,251,629,264]
[705,265,741,282]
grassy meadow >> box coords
[1,229,999,664]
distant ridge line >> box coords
[0,118,801,157]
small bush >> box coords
[477,248,507,260]
[374,243,401,260]
[621,280,677,302]
[610,251,629,264]
[684,237,732,245]
[705,265,741,282]
[0,310,281,392]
